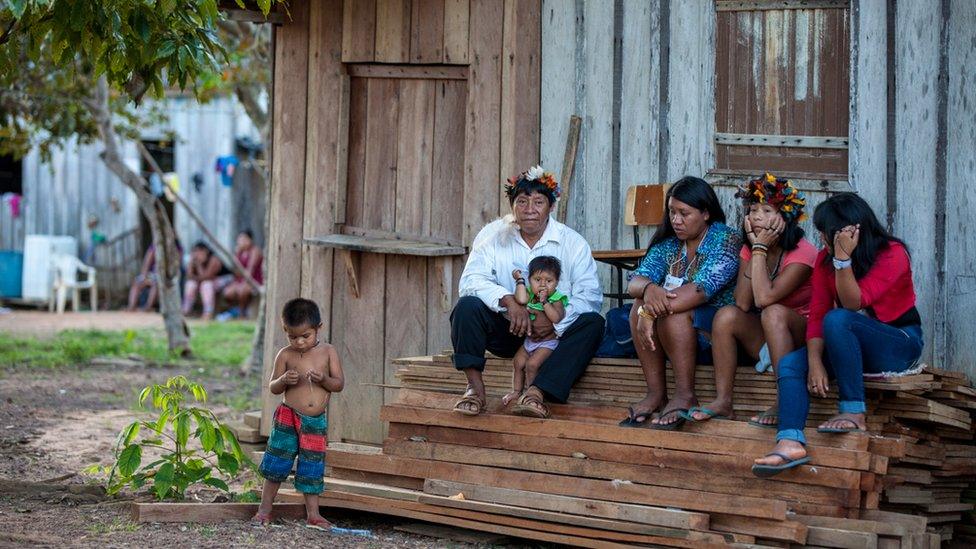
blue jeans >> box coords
[776,308,923,445]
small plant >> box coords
[90,375,252,499]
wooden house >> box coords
[259,0,976,445]
[0,96,265,304]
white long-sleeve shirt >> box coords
[458,215,603,336]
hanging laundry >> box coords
[215,155,239,187]
[191,172,204,192]
[1,193,21,218]
[162,173,180,202]
[149,173,164,196]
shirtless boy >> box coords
[253,298,344,530]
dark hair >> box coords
[812,192,907,279]
[192,241,213,256]
[739,204,805,252]
[239,229,254,240]
[649,176,727,248]
[505,178,557,207]
[281,297,322,328]
[528,255,561,280]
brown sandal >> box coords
[453,388,486,416]
[512,390,550,419]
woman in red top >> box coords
[222,229,264,318]
[752,193,923,477]
[686,174,817,425]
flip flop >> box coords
[817,418,865,433]
[751,452,811,478]
[680,406,730,422]
[305,517,333,532]
[650,408,688,431]
[748,410,778,430]
[618,405,654,427]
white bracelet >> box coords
[833,257,852,270]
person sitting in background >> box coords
[182,241,232,320]
[220,229,263,319]
[127,245,158,312]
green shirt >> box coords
[526,289,568,320]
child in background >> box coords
[502,256,568,406]
[253,298,344,530]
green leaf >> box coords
[257,0,272,16]
[121,421,141,446]
[139,386,152,406]
[218,453,239,476]
[195,413,216,452]
[202,477,229,492]
[175,414,190,447]
[154,410,170,433]
[117,444,142,477]
[190,383,207,402]
[154,462,175,499]
[9,0,27,19]
[219,424,246,462]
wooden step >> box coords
[244,410,262,430]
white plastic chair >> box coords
[49,253,98,313]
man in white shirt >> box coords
[452,168,604,418]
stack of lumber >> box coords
[276,389,940,547]
[395,353,891,430]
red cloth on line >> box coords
[806,242,917,341]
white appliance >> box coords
[22,235,78,302]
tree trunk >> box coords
[86,78,191,356]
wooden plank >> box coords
[442,0,469,63]
[346,64,468,80]
[324,478,421,501]
[383,256,427,409]
[806,525,878,549]
[375,0,411,63]
[131,503,306,523]
[848,0,888,213]
[321,490,734,547]
[305,234,465,256]
[417,494,717,541]
[498,0,541,216]
[556,114,582,224]
[461,0,503,244]
[714,132,849,149]
[422,479,710,531]
[386,423,863,491]
[410,0,444,63]
[715,0,850,11]
[341,0,376,62]
[362,77,399,232]
[261,0,310,437]
[344,76,369,227]
[395,79,436,236]
[386,439,859,506]
[540,0,579,224]
[328,467,426,490]
[329,253,387,443]
[329,450,789,519]
[708,515,808,544]
[333,74,350,226]
[667,0,715,180]
[395,523,512,545]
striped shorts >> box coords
[258,403,327,494]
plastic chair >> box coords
[49,253,98,313]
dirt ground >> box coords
[0,326,542,548]
[0,310,166,337]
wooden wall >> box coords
[260,0,540,443]
[538,0,975,376]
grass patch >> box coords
[86,518,141,535]
[0,321,255,369]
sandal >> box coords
[650,408,688,431]
[817,417,865,434]
[680,406,730,422]
[453,388,486,416]
[751,452,810,478]
[512,391,550,419]
[748,409,779,429]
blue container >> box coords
[0,250,24,298]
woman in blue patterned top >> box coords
[620,176,741,430]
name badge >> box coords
[663,274,684,292]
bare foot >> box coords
[818,413,866,432]
[651,396,697,427]
[754,439,807,466]
[749,406,778,426]
[251,510,272,525]
[501,390,522,407]
[690,399,732,421]
[306,514,332,531]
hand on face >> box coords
[530,271,557,302]
[833,224,860,260]
[754,215,784,247]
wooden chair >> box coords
[591,184,669,307]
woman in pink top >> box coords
[221,229,264,318]
[687,174,817,424]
